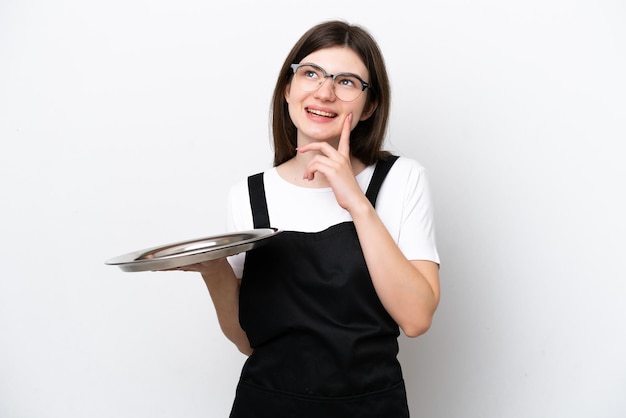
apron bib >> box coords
[232,155,408,417]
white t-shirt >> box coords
[226,156,440,278]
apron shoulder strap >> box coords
[247,155,398,228]
[365,155,399,208]
[247,172,271,229]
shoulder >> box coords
[389,155,427,174]
[384,155,430,190]
[226,168,274,232]
[227,176,249,204]
[228,168,272,195]
[227,167,282,208]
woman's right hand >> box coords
[168,257,230,277]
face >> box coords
[285,46,375,147]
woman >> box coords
[185,20,440,417]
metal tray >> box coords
[105,228,281,272]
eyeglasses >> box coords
[290,63,370,102]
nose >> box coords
[314,77,337,100]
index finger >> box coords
[337,113,353,157]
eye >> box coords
[335,74,360,89]
[300,65,322,81]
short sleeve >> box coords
[225,177,254,278]
[376,157,440,264]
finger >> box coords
[337,113,352,157]
[297,140,337,155]
[298,142,336,180]
[303,156,338,181]
[158,266,191,272]
[157,262,202,272]
[300,144,344,180]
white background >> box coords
[1,1,625,417]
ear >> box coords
[284,83,292,103]
[359,99,378,121]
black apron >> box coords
[231,155,409,418]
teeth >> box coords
[307,108,336,118]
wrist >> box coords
[199,258,233,280]
[348,195,375,221]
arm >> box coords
[349,200,440,337]
[298,114,440,337]
[186,258,253,355]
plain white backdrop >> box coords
[1,1,625,417]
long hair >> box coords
[270,20,391,167]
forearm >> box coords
[350,199,440,337]
[200,258,252,355]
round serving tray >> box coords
[105,228,281,272]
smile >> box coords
[306,107,337,118]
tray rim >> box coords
[105,228,281,272]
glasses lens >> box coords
[293,64,366,102]
[333,74,363,102]
[294,65,324,92]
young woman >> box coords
[183,20,440,417]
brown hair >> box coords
[270,20,391,167]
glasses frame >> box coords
[290,63,370,102]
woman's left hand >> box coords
[297,114,367,212]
